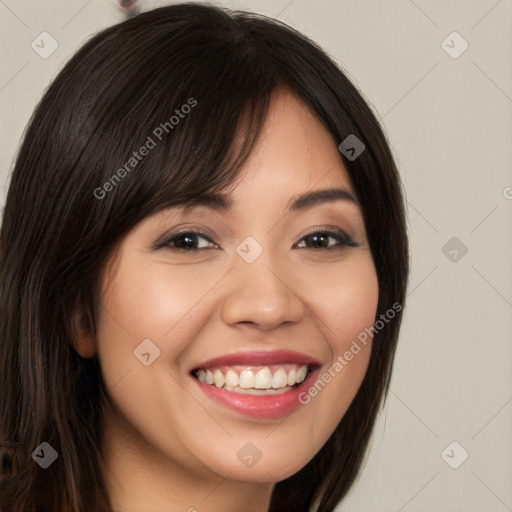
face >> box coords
[87,89,379,488]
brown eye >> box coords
[294,230,359,250]
[157,230,217,251]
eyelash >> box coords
[156,228,360,252]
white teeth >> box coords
[272,368,288,389]
[225,369,239,387]
[296,365,308,383]
[254,367,272,389]
[195,363,310,392]
[239,370,255,389]
[287,368,296,386]
[213,369,225,388]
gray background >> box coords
[1,1,511,510]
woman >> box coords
[0,3,409,511]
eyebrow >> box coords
[287,188,358,211]
[178,187,358,214]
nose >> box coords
[220,255,306,331]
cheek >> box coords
[96,262,220,370]
[301,251,379,344]
[94,258,227,433]
[94,261,226,470]
[296,253,379,431]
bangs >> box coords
[82,8,279,233]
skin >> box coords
[76,88,379,512]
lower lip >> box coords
[193,368,320,419]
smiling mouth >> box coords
[192,363,312,395]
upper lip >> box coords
[192,350,323,371]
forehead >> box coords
[223,88,354,203]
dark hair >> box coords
[0,3,409,511]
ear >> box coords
[72,307,96,359]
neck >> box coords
[99,404,274,512]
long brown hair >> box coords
[0,3,409,511]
